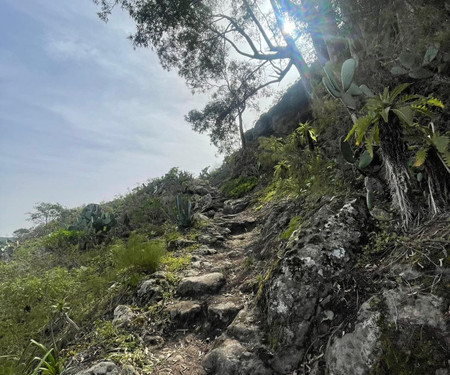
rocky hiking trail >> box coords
[72,186,449,375]
[73,192,269,375]
[148,207,260,375]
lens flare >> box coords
[283,19,296,35]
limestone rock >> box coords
[326,298,381,375]
[112,305,135,328]
[383,287,445,329]
[75,361,119,375]
[227,308,262,345]
[208,301,242,328]
[120,365,137,375]
[177,273,225,297]
[137,277,168,306]
[167,301,202,327]
[203,339,272,375]
[142,334,164,348]
[223,198,250,215]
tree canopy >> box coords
[93,0,340,151]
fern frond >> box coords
[426,97,444,109]
[413,148,428,167]
[390,83,410,101]
[346,115,372,143]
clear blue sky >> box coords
[0,0,222,236]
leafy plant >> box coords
[409,123,450,170]
[345,83,444,160]
[345,83,445,226]
[112,233,166,272]
[294,121,317,151]
[69,204,116,234]
[0,339,67,375]
[221,176,259,198]
[42,230,81,252]
[340,137,374,170]
[390,45,439,79]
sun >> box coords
[283,18,296,35]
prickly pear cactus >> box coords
[390,45,439,79]
[322,59,373,110]
[70,203,116,233]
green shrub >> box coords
[221,176,259,198]
[42,229,81,252]
[112,233,166,272]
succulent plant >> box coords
[69,203,116,233]
[390,45,439,79]
[322,58,374,110]
[175,195,192,228]
[340,137,373,170]
[366,191,373,211]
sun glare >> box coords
[283,18,296,35]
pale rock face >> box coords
[326,299,382,375]
[112,305,135,328]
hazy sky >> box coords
[0,0,224,236]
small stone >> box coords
[223,198,250,215]
[137,278,168,306]
[143,334,164,348]
[112,305,135,328]
[177,273,225,297]
[75,361,119,375]
[120,365,137,375]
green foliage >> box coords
[221,176,259,198]
[407,123,450,169]
[390,45,439,79]
[0,339,67,375]
[112,233,166,272]
[322,59,370,110]
[27,203,65,226]
[346,84,444,158]
[42,230,81,252]
[160,254,191,272]
[280,216,302,240]
[70,204,116,234]
[340,137,373,169]
[258,125,344,203]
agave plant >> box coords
[175,195,192,228]
[345,83,445,227]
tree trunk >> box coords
[379,115,415,228]
[284,34,312,96]
[317,0,349,64]
[238,109,246,149]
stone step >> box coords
[177,272,226,297]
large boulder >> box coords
[260,198,369,373]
